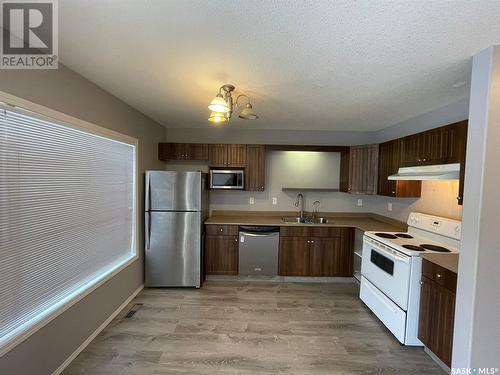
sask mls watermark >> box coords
[0,0,58,69]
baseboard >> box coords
[424,346,450,374]
[52,285,144,375]
[206,275,356,283]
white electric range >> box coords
[360,212,461,346]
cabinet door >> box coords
[339,150,350,192]
[378,139,421,198]
[227,144,247,167]
[338,228,354,276]
[208,144,227,167]
[377,140,398,196]
[278,237,310,276]
[309,237,341,276]
[158,143,186,161]
[204,235,238,275]
[400,133,423,167]
[418,276,456,367]
[186,143,208,160]
[246,145,266,191]
[348,144,379,194]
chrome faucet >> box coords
[295,193,304,221]
[312,200,321,220]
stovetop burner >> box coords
[420,244,451,253]
[402,244,425,251]
[395,233,413,239]
[375,232,398,239]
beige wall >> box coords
[0,65,166,374]
[167,151,462,222]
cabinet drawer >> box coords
[422,259,457,292]
[205,225,239,236]
[280,226,342,237]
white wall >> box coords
[167,151,463,222]
[453,46,500,370]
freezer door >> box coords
[145,211,201,287]
[146,171,201,211]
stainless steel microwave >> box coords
[209,169,244,189]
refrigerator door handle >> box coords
[145,172,151,212]
[145,212,151,250]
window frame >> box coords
[0,90,140,357]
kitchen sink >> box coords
[281,216,330,224]
[281,216,306,223]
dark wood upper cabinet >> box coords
[208,144,227,167]
[246,145,266,191]
[348,144,379,194]
[401,121,467,167]
[208,144,247,167]
[339,150,350,193]
[158,143,208,161]
[418,260,457,367]
[377,139,421,198]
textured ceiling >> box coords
[59,1,500,131]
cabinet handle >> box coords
[420,281,424,285]
[417,158,422,162]
[307,240,310,244]
[311,240,314,243]
[220,228,223,232]
[235,238,238,242]
[422,158,427,162]
[436,274,443,279]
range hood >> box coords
[388,163,460,181]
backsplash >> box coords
[166,152,463,223]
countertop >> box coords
[205,211,407,233]
[421,253,459,273]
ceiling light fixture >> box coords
[207,84,258,123]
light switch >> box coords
[357,199,363,207]
[388,202,393,211]
[272,197,277,205]
[249,197,255,205]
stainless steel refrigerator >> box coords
[145,171,207,287]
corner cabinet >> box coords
[377,139,421,197]
[418,259,457,367]
[246,145,266,191]
[278,227,353,277]
[204,225,239,275]
[347,144,379,194]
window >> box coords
[0,103,137,355]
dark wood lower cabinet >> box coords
[278,237,310,276]
[279,228,353,277]
[204,234,239,275]
[418,260,456,367]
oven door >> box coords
[361,236,411,310]
[209,170,244,189]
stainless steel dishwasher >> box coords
[238,226,280,276]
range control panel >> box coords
[407,212,461,240]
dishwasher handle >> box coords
[240,231,280,237]
[239,226,280,234]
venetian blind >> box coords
[0,106,137,354]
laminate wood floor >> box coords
[64,281,444,375]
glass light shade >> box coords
[208,94,230,113]
[208,111,227,123]
[239,103,258,120]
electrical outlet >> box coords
[272,197,277,205]
[388,202,393,211]
[249,197,254,205]
[357,199,363,207]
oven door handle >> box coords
[367,240,410,264]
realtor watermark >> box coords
[0,0,58,69]
[452,368,499,375]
